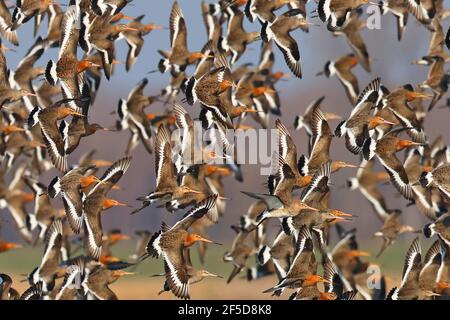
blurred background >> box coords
[1,0,449,299]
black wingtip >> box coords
[146,231,161,258]
[317,0,327,22]
[445,26,450,51]
[260,21,269,43]
[184,77,196,105]
[297,154,306,176]
[423,223,433,238]
[244,0,253,22]
[334,120,345,137]
[45,60,57,86]
[362,138,375,161]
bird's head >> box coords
[405,90,432,101]
[111,270,134,279]
[90,159,113,167]
[77,60,101,73]
[252,86,275,97]
[272,71,289,81]
[59,106,84,118]
[368,116,395,130]
[303,274,330,287]
[332,161,357,172]
[188,52,211,63]
[219,79,234,92]
[113,24,139,33]
[144,23,163,32]
[396,139,421,151]
[109,232,130,243]
[102,198,128,210]
[199,270,222,278]
[184,233,219,247]
[0,242,22,252]
[111,13,134,23]
[3,124,24,134]
[80,175,102,188]
[205,165,232,176]
[100,255,120,265]
[347,250,370,260]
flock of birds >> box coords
[0,0,449,300]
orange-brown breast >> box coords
[57,56,78,79]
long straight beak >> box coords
[333,216,352,222]
[150,25,164,30]
[92,160,113,167]
[149,273,165,278]
[303,204,319,211]
[325,112,342,120]
[206,271,223,278]
[382,120,396,125]
[337,212,353,217]
[202,236,222,245]
[187,188,203,194]
[70,111,86,117]
[1,45,15,52]
[413,91,433,99]
[356,251,371,257]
